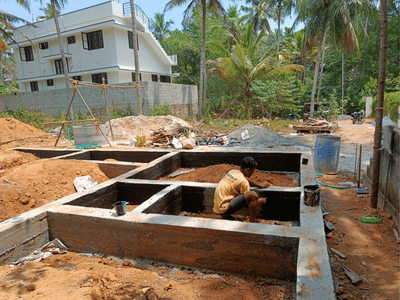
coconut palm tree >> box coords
[130,0,142,115]
[241,0,272,35]
[208,22,303,118]
[38,2,59,20]
[50,0,74,120]
[294,0,375,117]
[150,12,174,44]
[0,1,35,51]
[164,0,225,119]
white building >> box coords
[11,1,178,93]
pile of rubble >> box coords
[293,117,338,133]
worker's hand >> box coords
[259,184,269,189]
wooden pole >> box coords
[54,86,77,147]
[41,119,96,125]
[371,0,388,209]
[102,77,115,140]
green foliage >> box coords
[327,90,340,122]
[362,77,378,98]
[0,106,59,130]
[149,104,172,116]
[0,83,11,94]
[385,92,400,122]
[109,103,134,119]
[370,92,400,120]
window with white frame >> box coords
[92,73,107,84]
[39,42,49,50]
[55,59,69,75]
[20,46,34,61]
[160,75,171,83]
[82,30,104,50]
[30,81,39,91]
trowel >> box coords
[354,144,369,194]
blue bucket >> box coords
[313,135,341,174]
[113,201,129,216]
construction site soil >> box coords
[160,164,297,186]
[0,117,398,300]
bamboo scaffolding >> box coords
[54,80,112,147]
[40,119,96,125]
[102,77,114,140]
[68,79,140,90]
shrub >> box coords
[149,104,172,116]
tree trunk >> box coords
[198,0,206,119]
[51,0,73,121]
[341,52,345,114]
[245,82,251,118]
[317,31,327,100]
[370,0,388,209]
[130,0,142,116]
[310,32,325,117]
[277,1,281,54]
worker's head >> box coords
[240,157,258,177]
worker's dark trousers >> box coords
[222,194,246,216]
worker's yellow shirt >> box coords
[213,169,250,214]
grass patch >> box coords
[1,107,300,136]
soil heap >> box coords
[0,118,47,142]
[0,155,110,222]
[160,164,297,187]
[106,115,192,139]
[227,123,310,148]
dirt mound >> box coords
[160,164,298,187]
[0,159,109,222]
[0,251,293,300]
[0,150,39,171]
[106,115,192,139]
[0,118,47,142]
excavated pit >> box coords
[1,148,335,299]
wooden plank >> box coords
[343,265,363,285]
[330,248,347,259]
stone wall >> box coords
[0,82,198,118]
[364,126,400,229]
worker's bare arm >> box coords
[247,178,269,189]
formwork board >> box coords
[180,151,301,172]
[65,182,171,209]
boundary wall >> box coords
[0,82,198,118]
[364,126,400,229]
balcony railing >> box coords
[123,3,149,28]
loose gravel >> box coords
[227,124,310,148]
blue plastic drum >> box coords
[313,135,341,174]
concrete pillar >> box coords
[398,105,400,128]
[366,96,373,118]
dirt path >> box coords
[285,119,376,175]
[319,173,399,300]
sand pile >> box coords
[0,118,47,142]
[0,157,109,222]
[106,115,192,139]
[0,150,39,170]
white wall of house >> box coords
[11,1,177,92]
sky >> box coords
[4,0,299,32]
